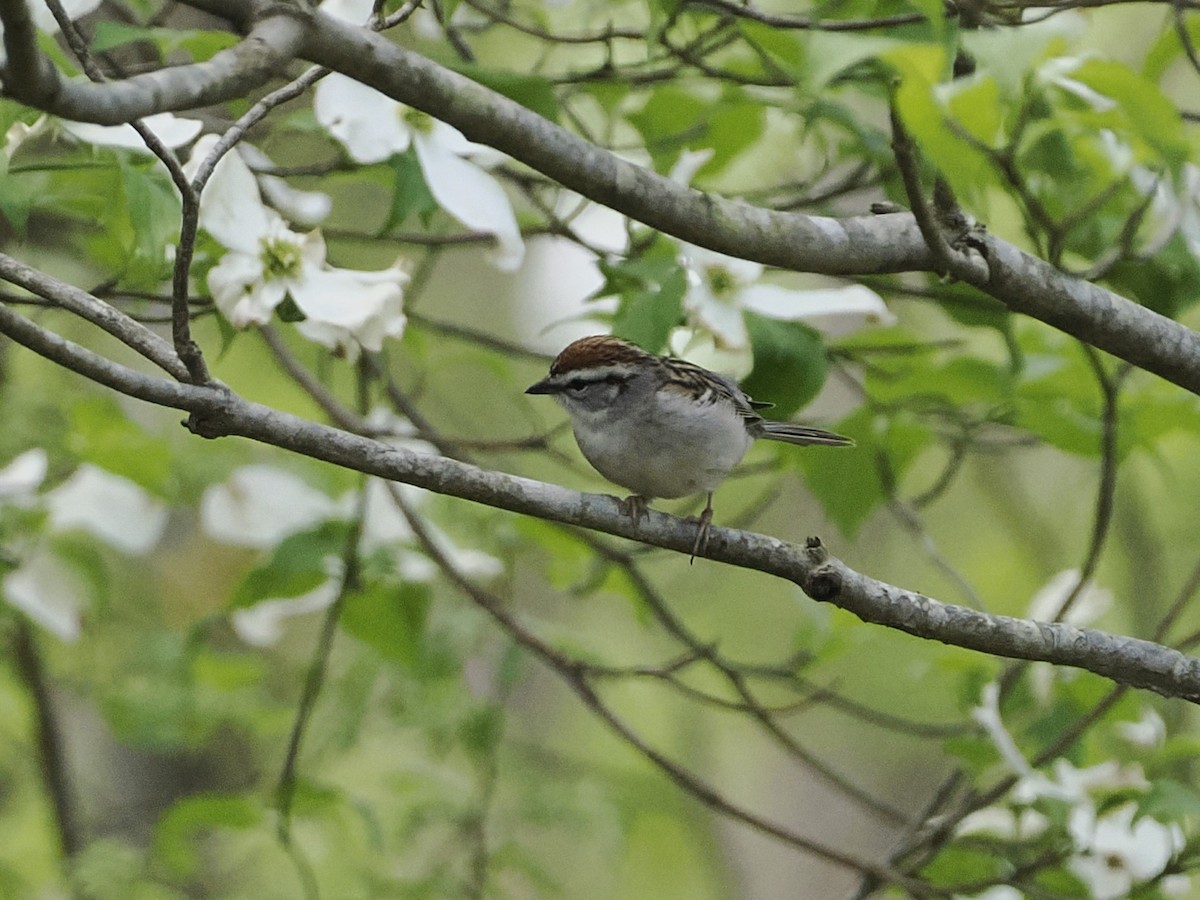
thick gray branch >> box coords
[0,0,307,124]
[187,0,1200,397]
[7,0,1200,394]
[1,293,1198,705]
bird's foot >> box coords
[618,494,650,528]
[689,500,714,565]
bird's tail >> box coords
[759,422,855,447]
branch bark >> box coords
[0,0,308,125]
[0,254,190,380]
[5,0,1200,394]
[1,284,1198,705]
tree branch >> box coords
[8,0,1200,395]
[0,0,309,125]
[174,0,1200,398]
[0,252,190,381]
[10,618,80,859]
[387,484,919,889]
[1,289,1198,706]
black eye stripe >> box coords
[565,373,628,390]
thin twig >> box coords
[10,618,81,859]
[42,0,208,382]
[386,485,924,890]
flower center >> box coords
[706,265,736,298]
[402,107,435,134]
[259,237,303,281]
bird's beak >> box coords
[525,377,557,395]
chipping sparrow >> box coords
[526,334,853,558]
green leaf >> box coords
[379,149,438,235]
[460,705,504,765]
[937,285,1011,331]
[739,313,827,418]
[944,74,1003,147]
[440,0,463,22]
[963,19,1061,95]
[738,21,805,71]
[794,406,934,537]
[1028,866,1089,899]
[695,91,766,177]
[1145,19,1200,82]
[580,80,631,115]
[228,521,350,610]
[1138,779,1200,823]
[1070,59,1188,167]
[883,45,997,204]
[153,794,262,877]
[118,159,180,286]
[68,397,173,495]
[920,843,1009,887]
[627,87,708,174]
[1013,338,1102,456]
[90,21,238,62]
[340,579,431,668]
[611,269,686,352]
[0,163,34,234]
[1104,233,1200,319]
[802,31,905,92]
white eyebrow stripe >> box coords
[557,365,634,382]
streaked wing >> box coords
[658,357,765,425]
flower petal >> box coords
[4,549,87,641]
[668,327,752,380]
[314,74,411,164]
[62,112,202,151]
[238,144,332,225]
[680,243,763,286]
[318,0,375,23]
[291,263,406,329]
[231,580,340,646]
[682,280,749,350]
[201,465,337,548]
[46,465,167,555]
[0,448,47,500]
[1027,568,1112,625]
[414,133,525,271]
[27,0,102,33]
[669,148,715,185]
[738,283,895,336]
[187,134,273,253]
[207,251,280,327]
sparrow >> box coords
[526,335,853,558]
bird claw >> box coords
[617,494,711,565]
[618,494,649,528]
[689,505,713,564]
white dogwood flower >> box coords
[678,243,893,355]
[201,465,340,549]
[3,548,88,641]
[60,112,203,152]
[1068,803,1182,900]
[186,134,408,352]
[313,73,524,271]
[0,448,46,501]
[46,465,167,555]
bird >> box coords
[525,334,853,559]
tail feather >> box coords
[759,422,854,447]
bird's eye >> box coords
[565,379,589,394]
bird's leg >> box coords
[618,494,650,529]
[690,492,714,564]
